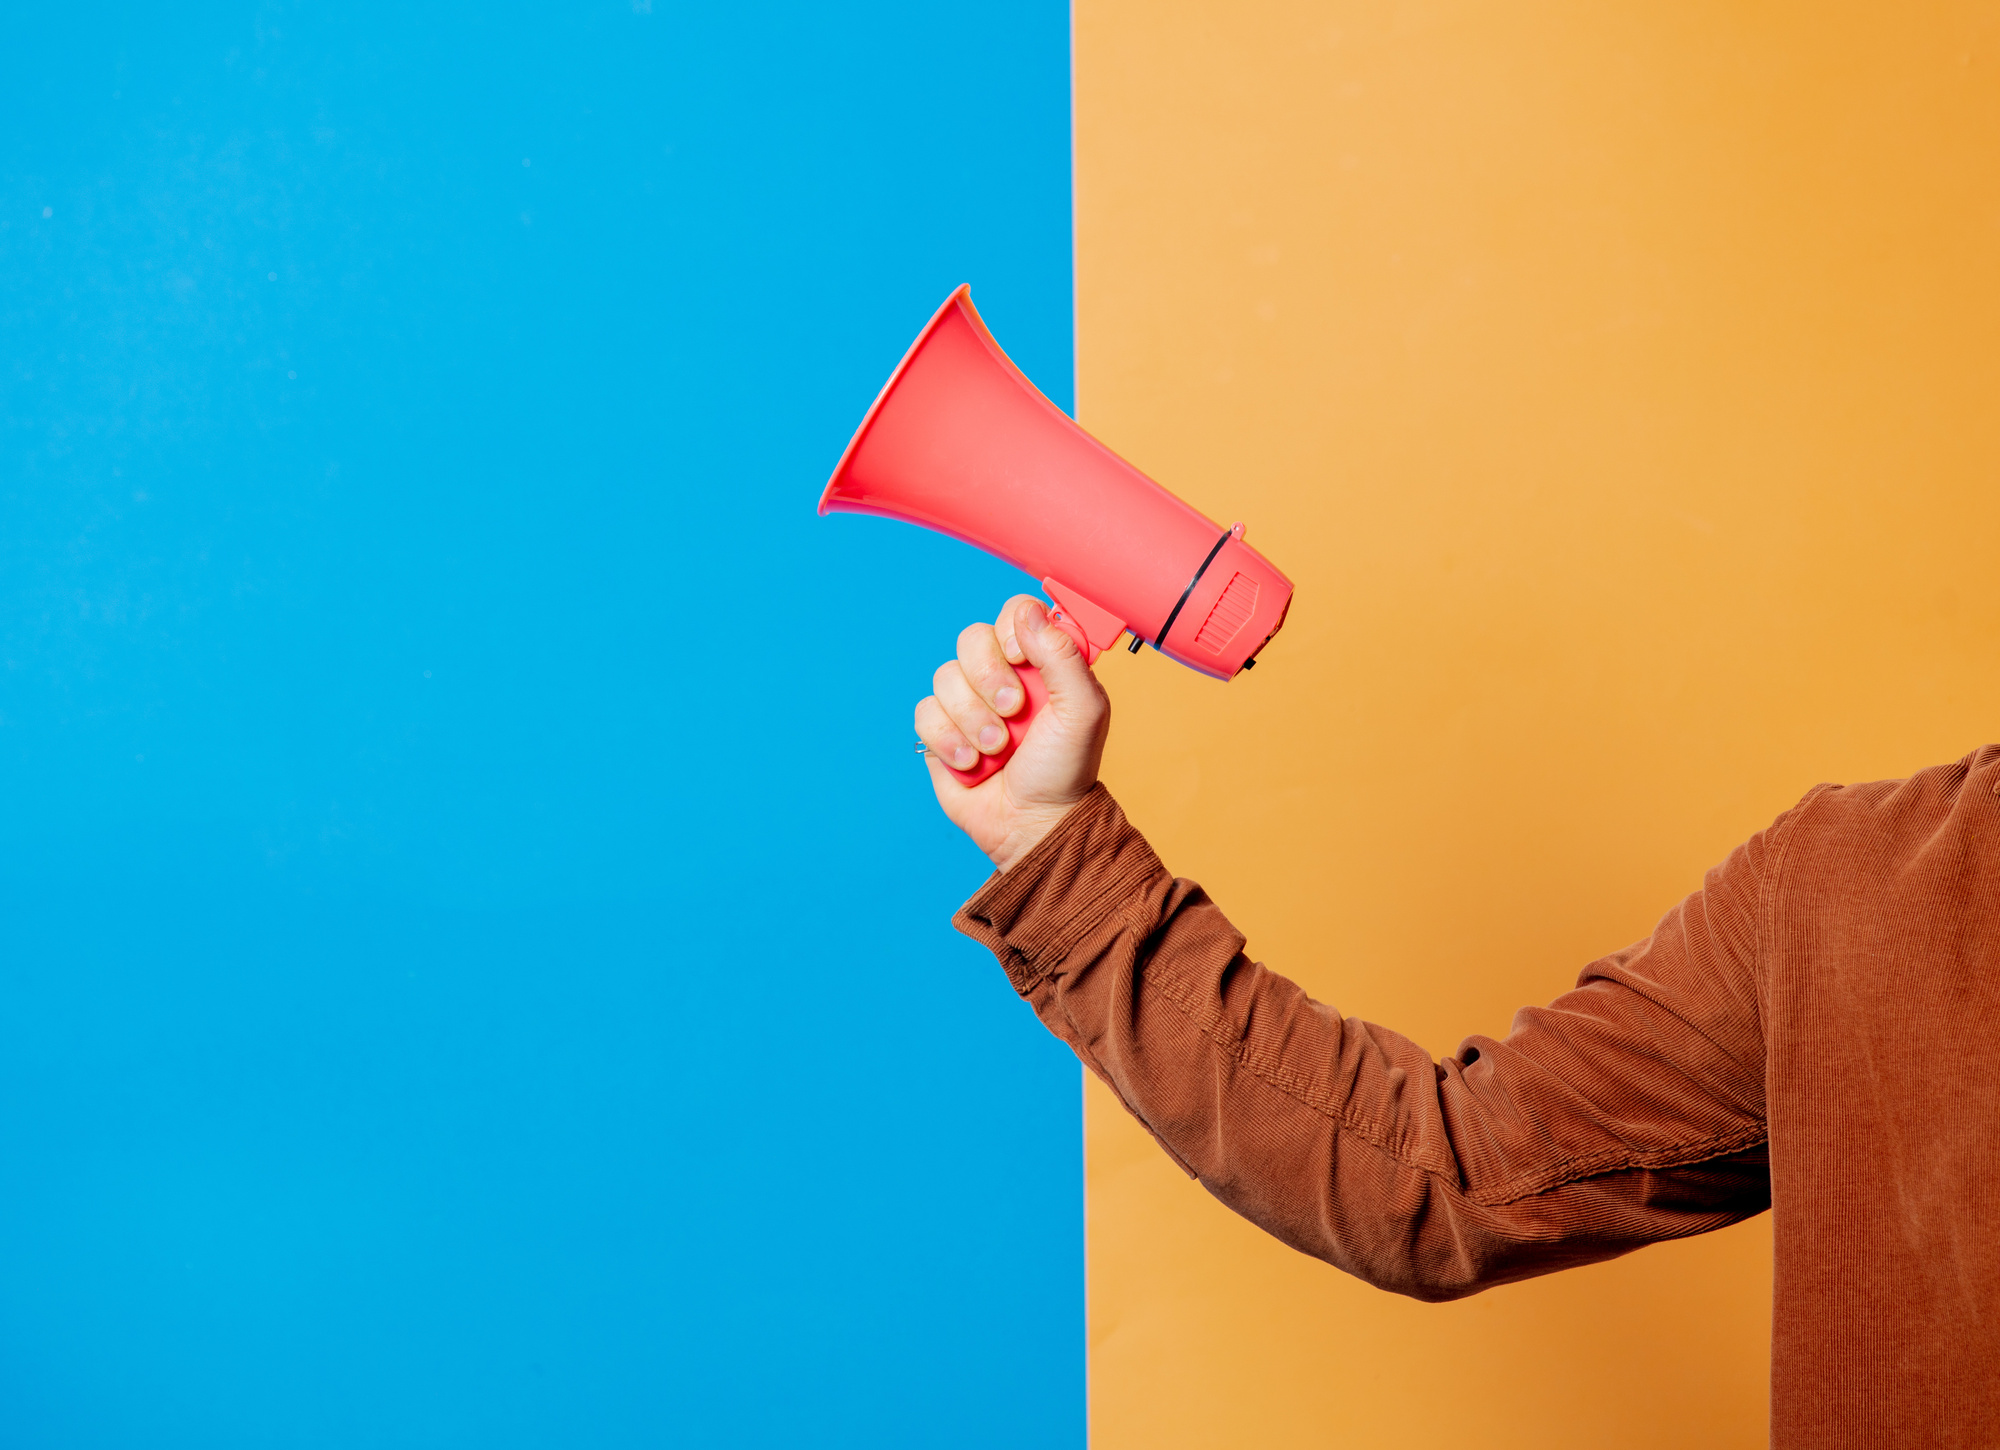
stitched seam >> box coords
[1014,848,1166,970]
[1146,963,1769,1207]
[1001,945,1051,992]
[955,785,1116,943]
[1755,783,1833,1047]
[995,867,1172,1012]
[1045,952,1199,1180]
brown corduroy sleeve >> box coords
[954,783,1784,1300]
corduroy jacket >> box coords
[956,749,2000,1448]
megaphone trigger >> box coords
[1046,612,1098,665]
[1041,578,1125,663]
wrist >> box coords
[991,800,1081,873]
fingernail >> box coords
[978,725,1005,751]
[995,685,1022,713]
[1002,635,1021,661]
[1021,602,1047,633]
[952,747,976,769]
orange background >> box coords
[1072,3,2000,1445]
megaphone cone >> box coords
[823,285,1293,784]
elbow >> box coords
[1249,1210,1505,1302]
[1392,1275,1489,1305]
[1339,1252,1500,1304]
[1338,1228,1639,1304]
[1300,1200,1542,1304]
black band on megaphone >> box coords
[1154,527,1236,654]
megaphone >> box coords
[821,285,1293,785]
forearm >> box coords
[955,786,1771,1298]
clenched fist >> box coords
[914,595,1111,871]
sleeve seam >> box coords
[1010,848,1168,974]
[1754,782,1832,1045]
[1144,962,1769,1208]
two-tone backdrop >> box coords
[18,4,1996,1447]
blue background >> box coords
[0,3,1081,1444]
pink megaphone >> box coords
[820,284,1294,786]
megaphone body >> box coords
[821,285,1293,785]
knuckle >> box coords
[945,678,985,716]
[952,703,997,735]
[916,713,962,750]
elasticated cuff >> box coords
[952,783,1169,989]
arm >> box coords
[917,605,1776,1298]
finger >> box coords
[994,595,1042,666]
[1016,598,1101,719]
[934,659,1010,756]
[957,620,1024,717]
[915,694,980,774]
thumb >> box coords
[1017,600,1097,718]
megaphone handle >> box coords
[941,610,1091,788]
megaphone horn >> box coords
[821,285,1293,785]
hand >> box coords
[914,595,1111,871]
